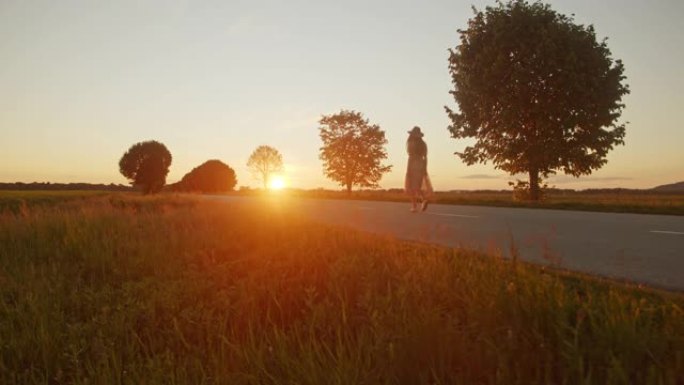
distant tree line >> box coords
[0,182,132,191]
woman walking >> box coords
[405,126,432,212]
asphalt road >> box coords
[213,196,684,291]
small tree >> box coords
[318,110,392,194]
[176,160,237,193]
[247,145,283,189]
[446,0,629,201]
[119,140,172,194]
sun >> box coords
[269,176,287,190]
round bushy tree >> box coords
[119,140,172,194]
[446,0,629,200]
[177,160,237,193]
[318,110,392,194]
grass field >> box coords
[1,193,683,384]
[0,190,108,213]
[284,189,684,216]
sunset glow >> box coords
[269,176,287,190]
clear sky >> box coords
[1,0,682,190]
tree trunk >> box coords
[346,182,352,195]
[529,169,540,201]
[263,174,269,190]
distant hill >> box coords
[652,181,684,192]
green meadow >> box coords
[1,193,682,384]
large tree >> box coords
[319,110,392,194]
[247,145,283,190]
[176,160,237,193]
[119,140,172,194]
[446,0,629,200]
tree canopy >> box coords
[175,160,237,193]
[119,140,172,194]
[446,0,629,200]
[319,110,392,194]
[247,145,283,190]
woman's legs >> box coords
[419,173,430,211]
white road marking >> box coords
[427,212,479,219]
[650,230,684,235]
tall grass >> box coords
[0,194,682,384]
[0,190,109,213]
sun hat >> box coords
[408,126,423,136]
